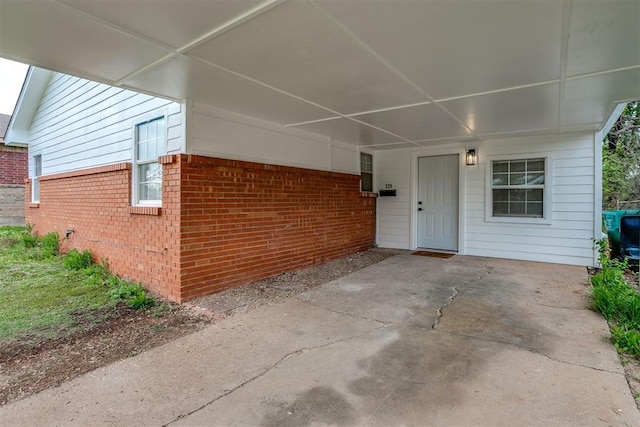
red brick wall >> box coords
[0,145,28,185]
[25,161,183,302]
[179,155,376,300]
[25,154,376,302]
[0,144,27,225]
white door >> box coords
[417,155,459,251]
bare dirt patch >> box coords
[590,267,640,411]
[0,304,210,405]
[621,269,640,409]
[620,354,640,408]
[0,248,402,406]
[189,248,404,317]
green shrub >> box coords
[592,278,640,324]
[17,228,59,259]
[22,227,38,248]
[612,327,640,357]
[40,232,59,258]
[128,290,155,310]
[64,249,94,270]
[591,242,640,358]
[110,282,155,310]
[83,263,112,286]
[109,282,141,299]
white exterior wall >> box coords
[28,73,182,177]
[188,102,359,174]
[376,133,598,266]
[26,74,359,187]
[376,149,413,249]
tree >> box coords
[602,101,640,210]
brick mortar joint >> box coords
[39,162,131,182]
[182,154,360,181]
[360,192,378,198]
[128,206,162,216]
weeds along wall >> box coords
[26,154,376,302]
[25,160,182,301]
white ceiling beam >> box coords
[176,0,287,55]
[565,64,640,81]
[285,100,435,128]
[432,80,561,104]
[114,0,287,86]
[358,141,417,149]
[347,100,432,118]
[50,0,175,51]
[476,127,561,140]
[557,0,572,133]
[347,116,418,146]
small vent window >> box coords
[32,154,42,203]
[360,152,373,192]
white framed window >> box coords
[32,154,42,203]
[485,154,552,224]
[133,116,166,205]
[360,152,373,192]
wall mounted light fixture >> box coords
[465,149,477,166]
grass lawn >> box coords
[0,226,150,344]
[591,243,640,358]
[0,226,207,405]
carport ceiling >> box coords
[1,0,639,150]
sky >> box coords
[0,58,29,115]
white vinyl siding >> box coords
[375,133,597,266]
[27,72,182,177]
[467,134,594,266]
[375,150,412,249]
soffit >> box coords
[0,0,637,149]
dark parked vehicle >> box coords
[620,215,640,264]
[603,210,640,262]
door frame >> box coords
[410,147,469,253]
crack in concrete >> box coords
[468,258,493,285]
[296,298,396,326]
[434,329,621,375]
[532,348,621,375]
[431,287,460,330]
[430,260,492,330]
[163,327,384,426]
[533,303,590,311]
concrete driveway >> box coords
[1,254,639,426]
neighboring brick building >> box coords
[0,113,27,226]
